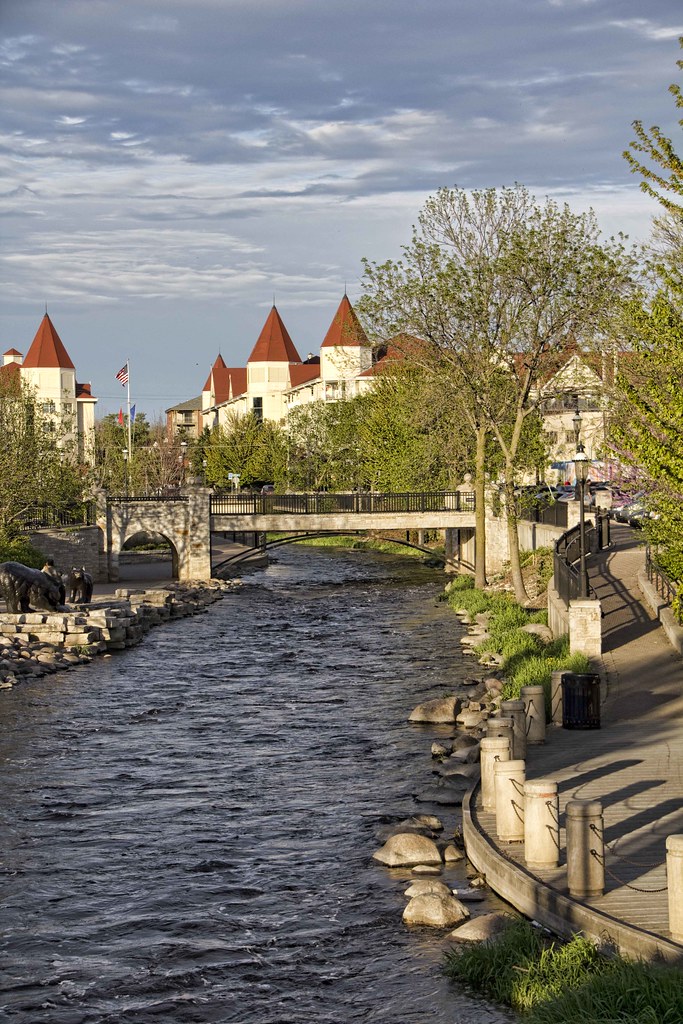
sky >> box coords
[1,1,682,419]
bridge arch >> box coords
[211,530,446,575]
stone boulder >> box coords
[404,879,452,899]
[403,892,470,927]
[456,709,487,729]
[520,623,554,643]
[408,696,461,723]
[375,815,443,843]
[372,833,442,867]
[443,844,465,863]
[448,912,513,941]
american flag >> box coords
[115,364,129,386]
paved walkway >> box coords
[466,524,683,960]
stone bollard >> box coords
[501,699,527,760]
[480,737,511,813]
[521,685,546,745]
[524,778,559,869]
[566,799,604,898]
[494,759,526,842]
[666,835,683,942]
[485,716,514,752]
[550,670,565,726]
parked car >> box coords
[261,484,275,494]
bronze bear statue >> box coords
[0,561,64,613]
[69,566,94,604]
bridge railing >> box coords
[17,501,97,530]
[209,490,475,516]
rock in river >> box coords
[372,832,442,867]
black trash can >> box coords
[561,673,601,729]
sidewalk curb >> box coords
[637,570,683,658]
[462,782,683,964]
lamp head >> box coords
[122,447,128,461]
[574,442,589,482]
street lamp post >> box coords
[122,447,129,499]
[574,442,590,599]
[179,440,188,485]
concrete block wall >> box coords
[27,526,105,581]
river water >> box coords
[0,546,513,1024]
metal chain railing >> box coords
[589,824,668,893]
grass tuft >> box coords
[444,919,683,1022]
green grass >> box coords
[444,579,592,716]
[444,919,683,1022]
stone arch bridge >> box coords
[97,489,478,581]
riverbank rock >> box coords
[456,709,488,729]
[372,833,442,867]
[520,623,553,643]
[403,879,452,899]
[448,912,512,942]
[403,892,470,927]
[408,696,461,723]
[375,815,443,843]
[431,741,452,758]
[443,844,465,863]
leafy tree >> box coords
[623,36,683,215]
[0,375,84,538]
[361,185,632,601]
[204,413,286,488]
[611,280,683,580]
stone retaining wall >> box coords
[27,526,104,581]
[0,580,237,689]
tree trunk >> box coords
[474,424,487,589]
[504,474,530,604]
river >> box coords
[0,545,513,1023]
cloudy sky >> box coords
[1,1,681,417]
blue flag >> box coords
[130,404,136,423]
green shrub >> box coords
[0,535,46,569]
[446,574,475,592]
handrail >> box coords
[209,490,475,515]
[646,547,682,625]
[17,501,97,530]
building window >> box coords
[252,397,263,423]
[565,430,577,444]
[42,400,56,414]
[546,431,558,445]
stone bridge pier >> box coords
[96,488,212,582]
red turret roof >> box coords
[204,355,247,406]
[203,354,227,393]
[321,294,369,349]
[23,314,75,369]
[4,348,22,357]
[248,306,301,363]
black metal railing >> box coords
[646,547,682,625]
[210,490,475,516]
[18,501,97,530]
[553,517,606,605]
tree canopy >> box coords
[360,185,633,600]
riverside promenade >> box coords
[464,524,683,962]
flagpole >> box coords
[126,360,132,461]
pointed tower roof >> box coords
[23,314,75,369]
[321,294,369,349]
[248,306,301,363]
[203,353,227,393]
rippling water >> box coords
[0,546,513,1023]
